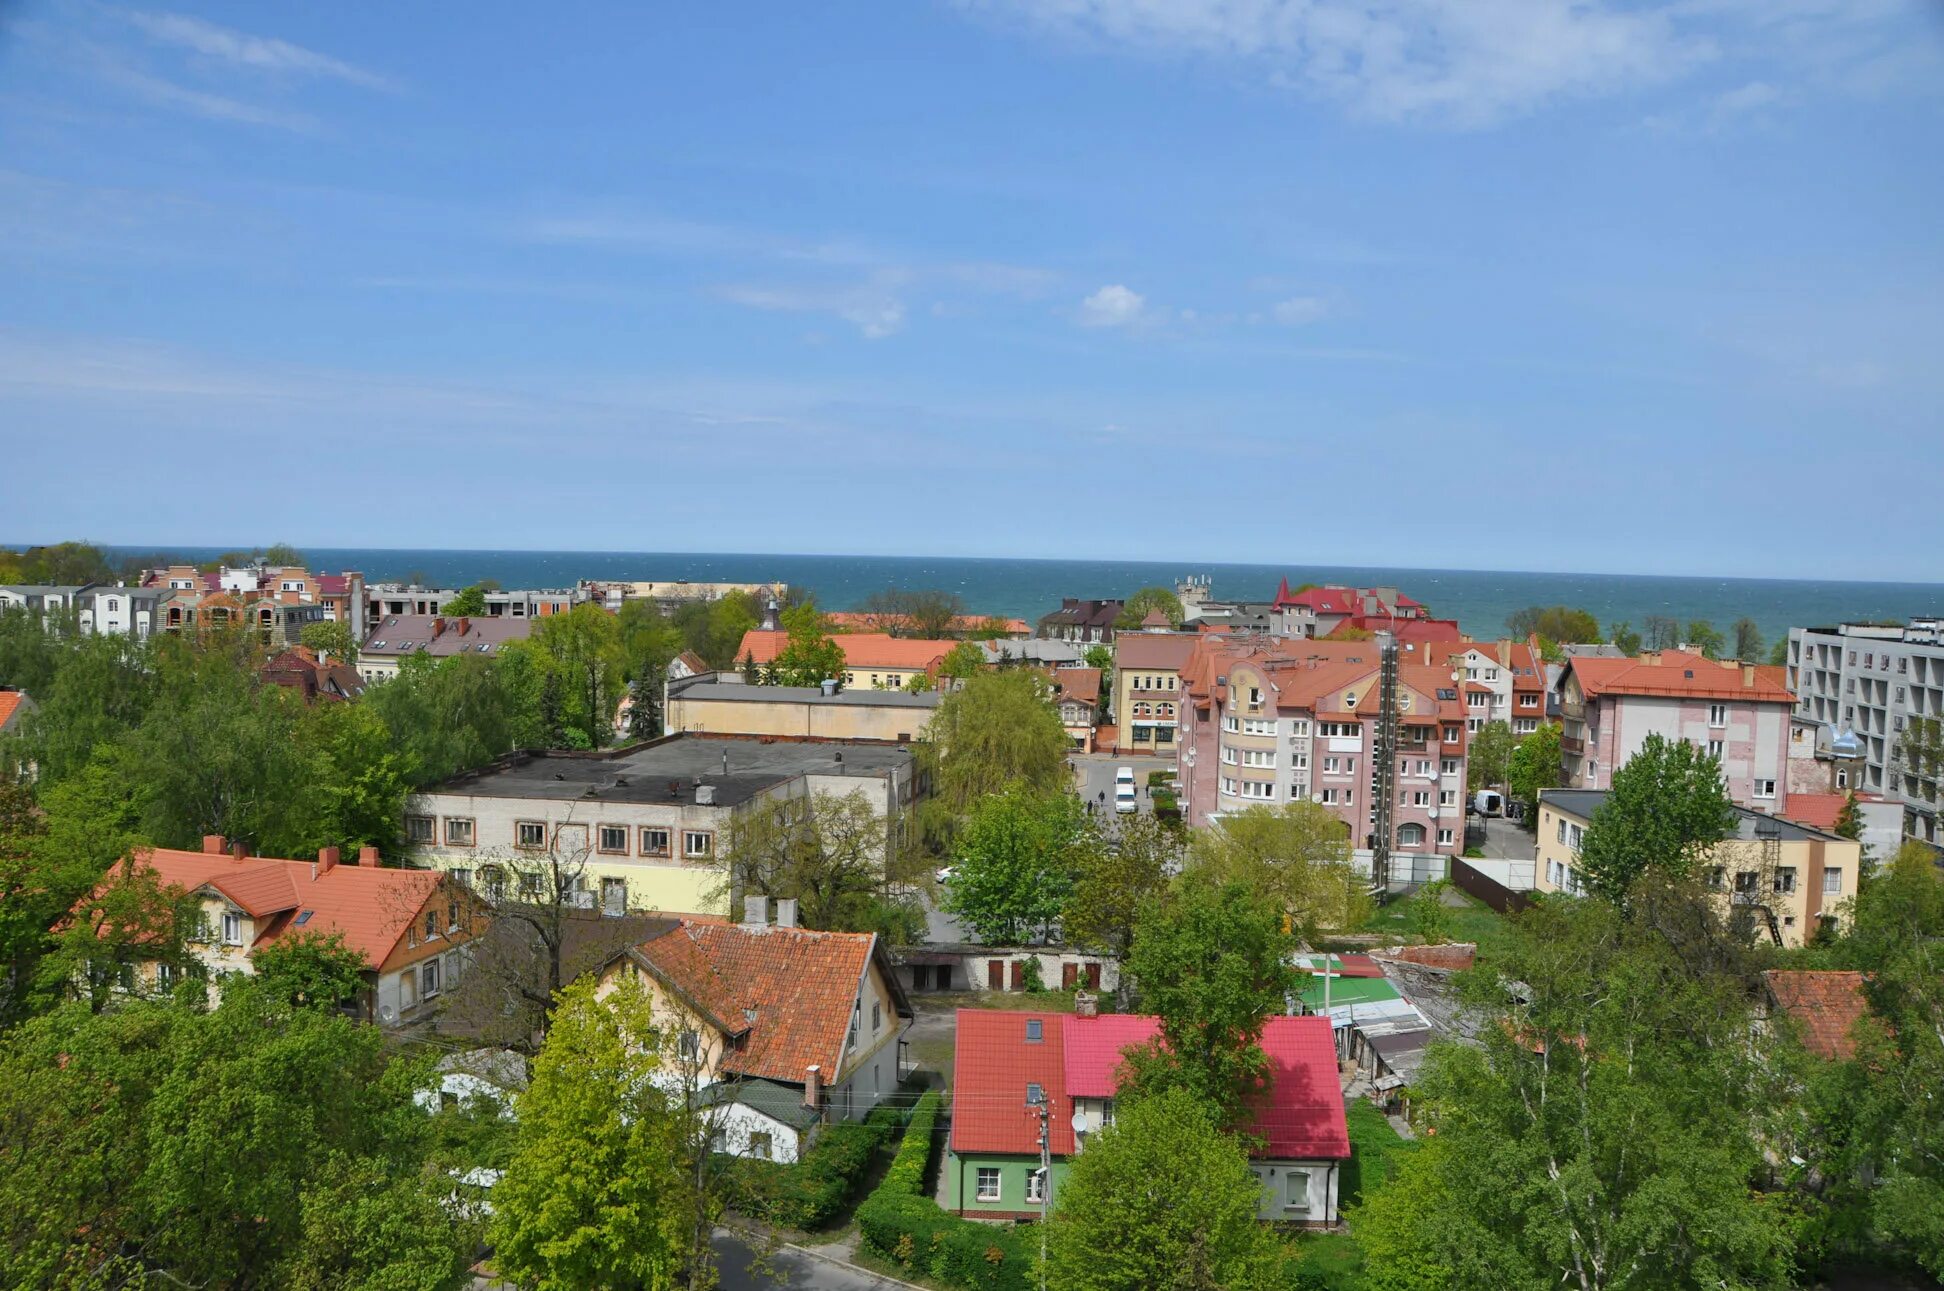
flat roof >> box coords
[424,734,913,808]
[672,680,941,710]
[1540,788,1842,842]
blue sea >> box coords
[92,547,1944,652]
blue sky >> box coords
[2,1,1941,578]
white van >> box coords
[1115,766,1136,787]
[1115,785,1138,814]
[1473,789,1504,817]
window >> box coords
[1410,790,1430,807]
[1441,758,1459,776]
[1319,722,1359,738]
[1823,867,1843,895]
[1026,1169,1046,1203]
[1222,746,1239,765]
[1438,827,1454,846]
[1242,718,1274,736]
[424,911,439,940]
[1569,824,1584,852]
[1027,1082,1045,1105]
[1240,780,1274,800]
[1557,818,1569,843]
[1774,867,1797,894]
[1247,686,1263,706]
[1292,751,1309,771]
[641,827,671,857]
[221,912,242,946]
[157,962,177,988]
[515,820,547,850]
[1025,1018,1043,1043]
[590,824,626,854]
[749,1131,773,1160]
[1398,823,1425,847]
[1290,720,1310,738]
[1242,748,1275,768]
[1221,776,1238,795]
[1285,1170,1311,1212]
[871,1001,882,1033]
[976,1168,1002,1202]
[421,958,440,996]
[679,1029,700,1060]
[406,815,433,844]
[1706,739,1724,759]
[444,817,475,847]
[1706,866,1725,890]
[683,831,712,858]
[1222,715,1239,733]
[1439,789,1457,807]
[1708,703,1728,728]
[448,899,461,932]
[1754,779,1776,799]
[1320,788,1339,805]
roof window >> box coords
[1025,1018,1043,1043]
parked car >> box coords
[935,865,959,883]
[1114,785,1138,814]
[1115,766,1136,787]
[1473,789,1504,817]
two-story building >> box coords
[1049,666,1101,752]
[665,675,941,742]
[596,895,912,1161]
[358,613,535,684]
[733,629,953,691]
[1036,598,1125,645]
[402,733,918,918]
[1535,788,1858,947]
[68,836,484,1025]
[1111,631,1199,756]
[946,1006,1349,1223]
[1555,651,1793,813]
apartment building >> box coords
[1788,619,1944,843]
[1535,789,1858,948]
[143,564,366,642]
[366,583,575,622]
[403,734,917,918]
[1555,650,1793,812]
[581,580,785,615]
[1268,581,1433,639]
[1434,639,1547,734]
[666,675,941,742]
[1036,598,1124,644]
[1111,631,1199,755]
[1177,636,1468,883]
[357,613,535,683]
[733,629,953,691]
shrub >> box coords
[719,1101,905,1229]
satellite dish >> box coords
[379,1004,397,1024]
[1070,1110,1088,1135]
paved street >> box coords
[712,1228,920,1291]
[1473,813,1536,862]
[1070,751,1174,826]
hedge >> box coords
[855,1090,1035,1291]
[719,1100,904,1230]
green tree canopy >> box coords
[1185,800,1367,940]
[943,789,1087,945]
[1467,720,1515,791]
[442,583,490,617]
[520,601,626,748]
[1505,605,1599,643]
[1045,1086,1285,1291]
[1063,812,1181,971]
[1505,722,1563,825]
[1115,585,1185,629]
[1575,732,1737,904]
[1608,621,1643,655]
[1684,619,1727,660]
[1731,617,1763,662]
[718,788,909,932]
[771,602,847,687]
[939,639,985,682]
[919,668,1071,822]
[299,619,358,664]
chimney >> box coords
[803,1064,822,1113]
[358,845,379,865]
[743,894,770,927]
[1497,637,1512,661]
[820,678,838,697]
[203,834,226,855]
[455,616,470,636]
[1742,663,1756,688]
[1640,651,1660,666]
[431,616,445,640]
[230,841,248,861]
[1074,990,1099,1019]
[318,845,340,875]
[695,784,715,806]
[775,897,799,929]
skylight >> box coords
[1025,1018,1043,1043]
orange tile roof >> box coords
[1567,650,1793,703]
[631,920,898,1084]
[734,629,953,672]
[1114,632,1201,669]
[1764,970,1872,1061]
[0,690,25,730]
[1052,666,1101,705]
[1785,793,1849,832]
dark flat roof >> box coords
[1540,788,1841,842]
[426,735,913,808]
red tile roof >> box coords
[0,690,25,731]
[1784,793,1849,832]
[1114,632,1201,670]
[1567,650,1793,703]
[1272,581,1425,615]
[1764,970,1871,1061]
[632,920,893,1084]
[734,630,953,672]
[1052,666,1101,706]
[954,1010,1349,1160]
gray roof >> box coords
[1539,788,1842,842]
[673,680,940,710]
[694,1077,822,1131]
[362,613,535,659]
[426,734,913,808]
[981,639,1085,666]
[434,1047,530,1091]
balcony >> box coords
[1560,733,1584,755]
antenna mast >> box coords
[1371,630,1400,893]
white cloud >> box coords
[1271,295,1327,325]
[715,284,907,338]
[86,52,320,131]
[1079,283,1148,327]
[121,10,394,91]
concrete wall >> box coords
[667,695,928,742]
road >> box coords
[1473,814,1535,862]
[712,1229,920,1291]
[1070,751,1173,826]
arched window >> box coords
[1398,823,1426,848]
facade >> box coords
[893,946,1114,996]
[1049,666,1101,753]
[1788,619,1944,843]
[582,580,785,615]
[72,837,484,1026]
[403,734,918,918]
[144,565,367,641]
[597,897,913,1160]
[1555,650,1793,813]
[1112,631,1199,756]
[0,585,94,617]
[1534,789,1858,947]
[1434,639,1547,734]
[358,613,535,683]
[733,629,952,691]
[366,583,575,621]
[1036,598,1124,644]
[665,676,940,742]
[1177,636,1469,881]
[946,1008,1349,1223]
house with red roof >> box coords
[1761,970,1875,1061]
[946,1008,1349,1224]
[597,895,912,1163]
[1270,581,1430,639]
[67,835,484,1026]
[1556,649,1794,812]
[734,629,954,691]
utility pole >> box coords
[1372,629,1400,894]
[1030,1097,1051,1290]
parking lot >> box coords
[1071,751,1172,822]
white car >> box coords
[1115,766,1136,787]
[1114,787,1138,814]
[935,865,959,884]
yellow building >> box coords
[1535,789,1858,947]
[733,630,952,691]
[1112,632,1198,755]
[666,677,941,742]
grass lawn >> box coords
[1285,1102,1416,1290]
[1352,886,1512,955]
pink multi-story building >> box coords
[1554,650,1794,813]
[1177,636,1469,885]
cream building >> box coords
[1535,788,1859,947]
[666,677,941,743]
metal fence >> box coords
[1450,857,1535,915]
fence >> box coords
[1450,857,1535,915]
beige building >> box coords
[1535,789,1858,947]
[666,677,941,743]
[1112,632,1199,756]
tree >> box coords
[489,975,695,1291]
[1185,801,1366,941]
[938,639,984,683]
[262,542,306,567]
[919,669,1071,824]
[943,790,1086,945]
[1506,606,1599,643]
[1062,813,1180,998]
[443,583,490,617]
[1574,732,1737,905]
[1644,615,1680,651]
[1045,1086,1285,1291]
[1116,585,1184,629]
[1732,617,1763,662]
[770,602,846,687]
[1767,638,1789,667]
[1608,621,1642,655]
[1120,873,1301,1124]
[1081,643,1113,672]
[1833,790,1863,842]
[626,673,663,741]
[248,931,368,1010]
[718,789,906,931]
[523,601,626,748]
[1684,619,1726,660]
[1467,720,1515,792]
[1505,722,1562,825]
[618,598,685,686]
[305,698,414,852]
[300,619,359,665]
[1353,898,1800,1291]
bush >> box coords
[856,1090,1034,1291]
[719,1101,905,1229]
